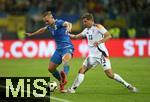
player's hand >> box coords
[68,34,76,39]
[25,33,32,36]
[94,41,99,47]
[94,41,102,47]
[68,33,71,36]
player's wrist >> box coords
[98,40,102,44]
[71,34,76,38]
[68,34,75,38]
[31,32,37,36]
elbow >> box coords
[107,32,112,39]
[109,35,112,39]
[105,32,112,40]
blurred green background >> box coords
[0,0,149,40]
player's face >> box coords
[82,18,93,28]
[43,15,54,25]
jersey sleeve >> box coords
[96,24,108,34]
[44,25,49,30]
[80,29,87,37]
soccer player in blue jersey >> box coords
[26,11,74,92]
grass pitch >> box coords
[0,57,150,102]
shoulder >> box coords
[81,28,88,35]
[94,24,105,29]
[57,19,65,23]
[94,24,108,34]
[56,19,65,27]
[82,28,88,32]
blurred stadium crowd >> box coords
[0,0,149,40]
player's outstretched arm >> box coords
[68,33,83,39]
[25,27,47,36]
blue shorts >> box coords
[50,47,74,64]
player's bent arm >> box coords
[99,32,112,43]
[63,21,72,32]
[25,27,47,36]
[69,33,83,39]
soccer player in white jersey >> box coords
[67,13,138,93]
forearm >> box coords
[30,28,46,36]
[98,32,112,43]
[100,35,112,43]
[69,33,83,39]
[68,34,77,39]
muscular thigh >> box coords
[50,50,62,64]
[61,48,74,63]
[48,61,59,71]
[83,57,99,69]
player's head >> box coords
[43,11,55,25]
[81,13,94,28]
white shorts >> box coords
[83,56,111,71]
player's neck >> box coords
[50,19,56,28]
[87,23,94,28]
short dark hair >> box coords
[43,11,52,17]
[81,13,94,20]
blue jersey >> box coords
[47,19,74,49]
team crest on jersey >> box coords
[50,25,57,35]
[51,24,57,30]
[54,25,57,30]
[92,29,94,34]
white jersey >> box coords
[81,24,109,58]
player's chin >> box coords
[84,25,89,28]
[83,25,87,27]
[45,22,48,25]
